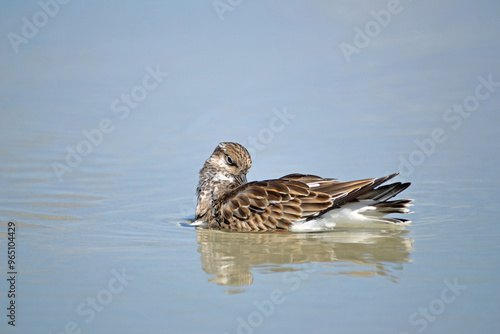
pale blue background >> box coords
[1,1,499,333]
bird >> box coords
[193,142,412,232]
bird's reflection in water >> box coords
[196,228,413,292]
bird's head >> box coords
[195,142,252,222]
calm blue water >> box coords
[1,1,500,333]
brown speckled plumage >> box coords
[194,142,412,232]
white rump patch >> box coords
[290,201,410,232]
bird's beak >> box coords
[235,174,247,185]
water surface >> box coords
[1,1,500,333]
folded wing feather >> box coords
[211,174,402,231]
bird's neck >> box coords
[195,166,236,222]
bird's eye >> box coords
[226,155,236,166]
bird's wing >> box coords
[214,179,330,231]
[213,174,399,231]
